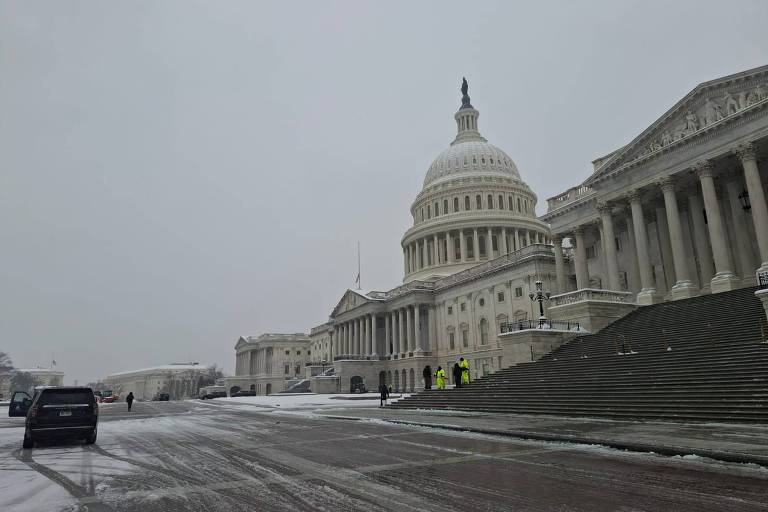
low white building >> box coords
[104,363,211,401]
[226,333,312,395]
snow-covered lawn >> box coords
[193,392,409,416]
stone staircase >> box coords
[391,286,768,422]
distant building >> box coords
[0,368,65,399]
[226,333,311,395]
[104,363,211,401]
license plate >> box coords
[59,410,72,417]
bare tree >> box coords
[10,372,40,394]
[0,352,13,372]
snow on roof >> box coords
[106,363,210,378]
[15,368,64,375]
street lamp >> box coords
[738,189,751,211]
[528,280,551,325]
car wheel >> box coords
[85,427,97,445]
[22,429,34,449]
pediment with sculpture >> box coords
[591,66,768,180]
[331,289,373,317]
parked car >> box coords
[9,386,98,448]
[198,385,227,399]
[152,393,170,401]
[231,390,256,397]
[99,390,118,403]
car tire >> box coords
[22,429,34,449]
[85,427,97,445]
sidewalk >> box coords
[320,407,768,466]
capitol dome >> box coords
[424,140,521,188]
[401,79,551,283]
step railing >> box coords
[500,319,581,333]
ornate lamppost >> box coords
[528,280,551,326]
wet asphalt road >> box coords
[2,399,768,512]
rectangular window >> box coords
[284,364,290,375]
[460,302,466,312]
[447,306,453,315]
[295,365,301,375]
[296,351,301,355]
[497,292,505,302]
[462,329,469,348]
[515,287,523,297]
[449,332,455,350]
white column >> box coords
[630,190,661,304]
[573,227,589,290]
[446,231,454,264]
[420,239,426,269]
[500,228,508,254]
[659,177,697,299]
[514,229,520,251]
[696,162,739,292]
[687,192,714,288]
[384,313,390,356]
[459,230,467,262]
[473,229,480,261]
[414,304,423,353]
[486,227,493,259]
[370,314,377,356]
[597,203,620,291]
[725,179,755,280]
[404,307,411,355]
[654,204,676,291]
[553,236,567,293]
[526,230,531,246]
[736,143,768,275]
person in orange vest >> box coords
[435,366,446,389]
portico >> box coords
[544,66,768,305]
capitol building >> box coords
[230,65,768,395]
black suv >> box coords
[9,387,98,448]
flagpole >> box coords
[357,241,362,290]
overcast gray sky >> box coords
[1,1,766,384]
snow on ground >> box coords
[192,392,410,416]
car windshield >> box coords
[39,390,93,405]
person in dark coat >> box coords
[379,383,390,407]
[452,363,462,389]
[423,365,432,390]
[126,392,134,412]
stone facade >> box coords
[104,363,209,401]
[227,333,312,395]
[544,65,768,305]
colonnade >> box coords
[555,143,768,303]
[333,304,429,359]
[404,227,550,275]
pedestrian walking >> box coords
[126,392,134,412]
[423,365,432,390]
[435,366,446,389]
[459,357,470,385]
[379,383,390,407]
[452,363,462,389]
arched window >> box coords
[476,195,482,209]
[525,199,529,213]
[487,194,494,209]
[454,197,459,212]
[499,195,504,209]
[517,197,521,212]
[443,199,448,214]
[508,196,513,210]
[480,318,489,345]
[434,202,439,216]
[427,205,431,219]
[465,196,471,210]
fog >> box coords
[1,0,766,384]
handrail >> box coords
[500,320,581,333]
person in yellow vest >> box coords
[435,366,446,389]
[459,357,470,385]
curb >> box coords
[322,414,768,468]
